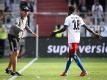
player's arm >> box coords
[25,26,38,37]
[82,24,102,38]
[51,25,67,36]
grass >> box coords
[0,57,107,80]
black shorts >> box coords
[8,34,19,52]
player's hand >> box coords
[18,51,22,58]
[32,33,38,37]
[94,33,102,39]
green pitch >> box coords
[0,58,107,80]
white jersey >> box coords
[64,14,85,43]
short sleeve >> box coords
[79,17,85,26]
[64,17,69,26]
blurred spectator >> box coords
[78,0,90,37]
[78,0,88,18]
[73,0,79,7]
[66,0,79,7]
[91,0,104,35]
[4,0,11,12]
[4,0,15,12]
[83,14,93,37]
[0,10,7,57]
[53,24,64,38]
[91,0,104,25]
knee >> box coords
[73,54,80,61]
[12,51,18,57]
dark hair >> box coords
[68,5,75,15]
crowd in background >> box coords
[0,0,106,37]
[0,0,107,57]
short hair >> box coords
[68,5,75,13]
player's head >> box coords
[20,6,30,17]
[68,5,75,15]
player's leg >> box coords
[60,43,76,76]
[71,43,87,76]
[5,35,21,76]
[73,54,87,76]
[11,51,18,72]
[60,57,73,76]
[10,39,21,76]
[6,52,20,75]
[64,57,72,74]
[8,50,21,76]
[5,54,13,74]
[5,35,13,74]
[18,44,24,58]
[7,44,16,70]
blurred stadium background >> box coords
[0,0,107,80]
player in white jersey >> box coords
[65,14,85,44]
[51,5,101,76]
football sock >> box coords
[65,58,72,73]
[73,55,86,72]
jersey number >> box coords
[72,20,80,30]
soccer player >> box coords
[51,5,101,76]
[5,6,37,76]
